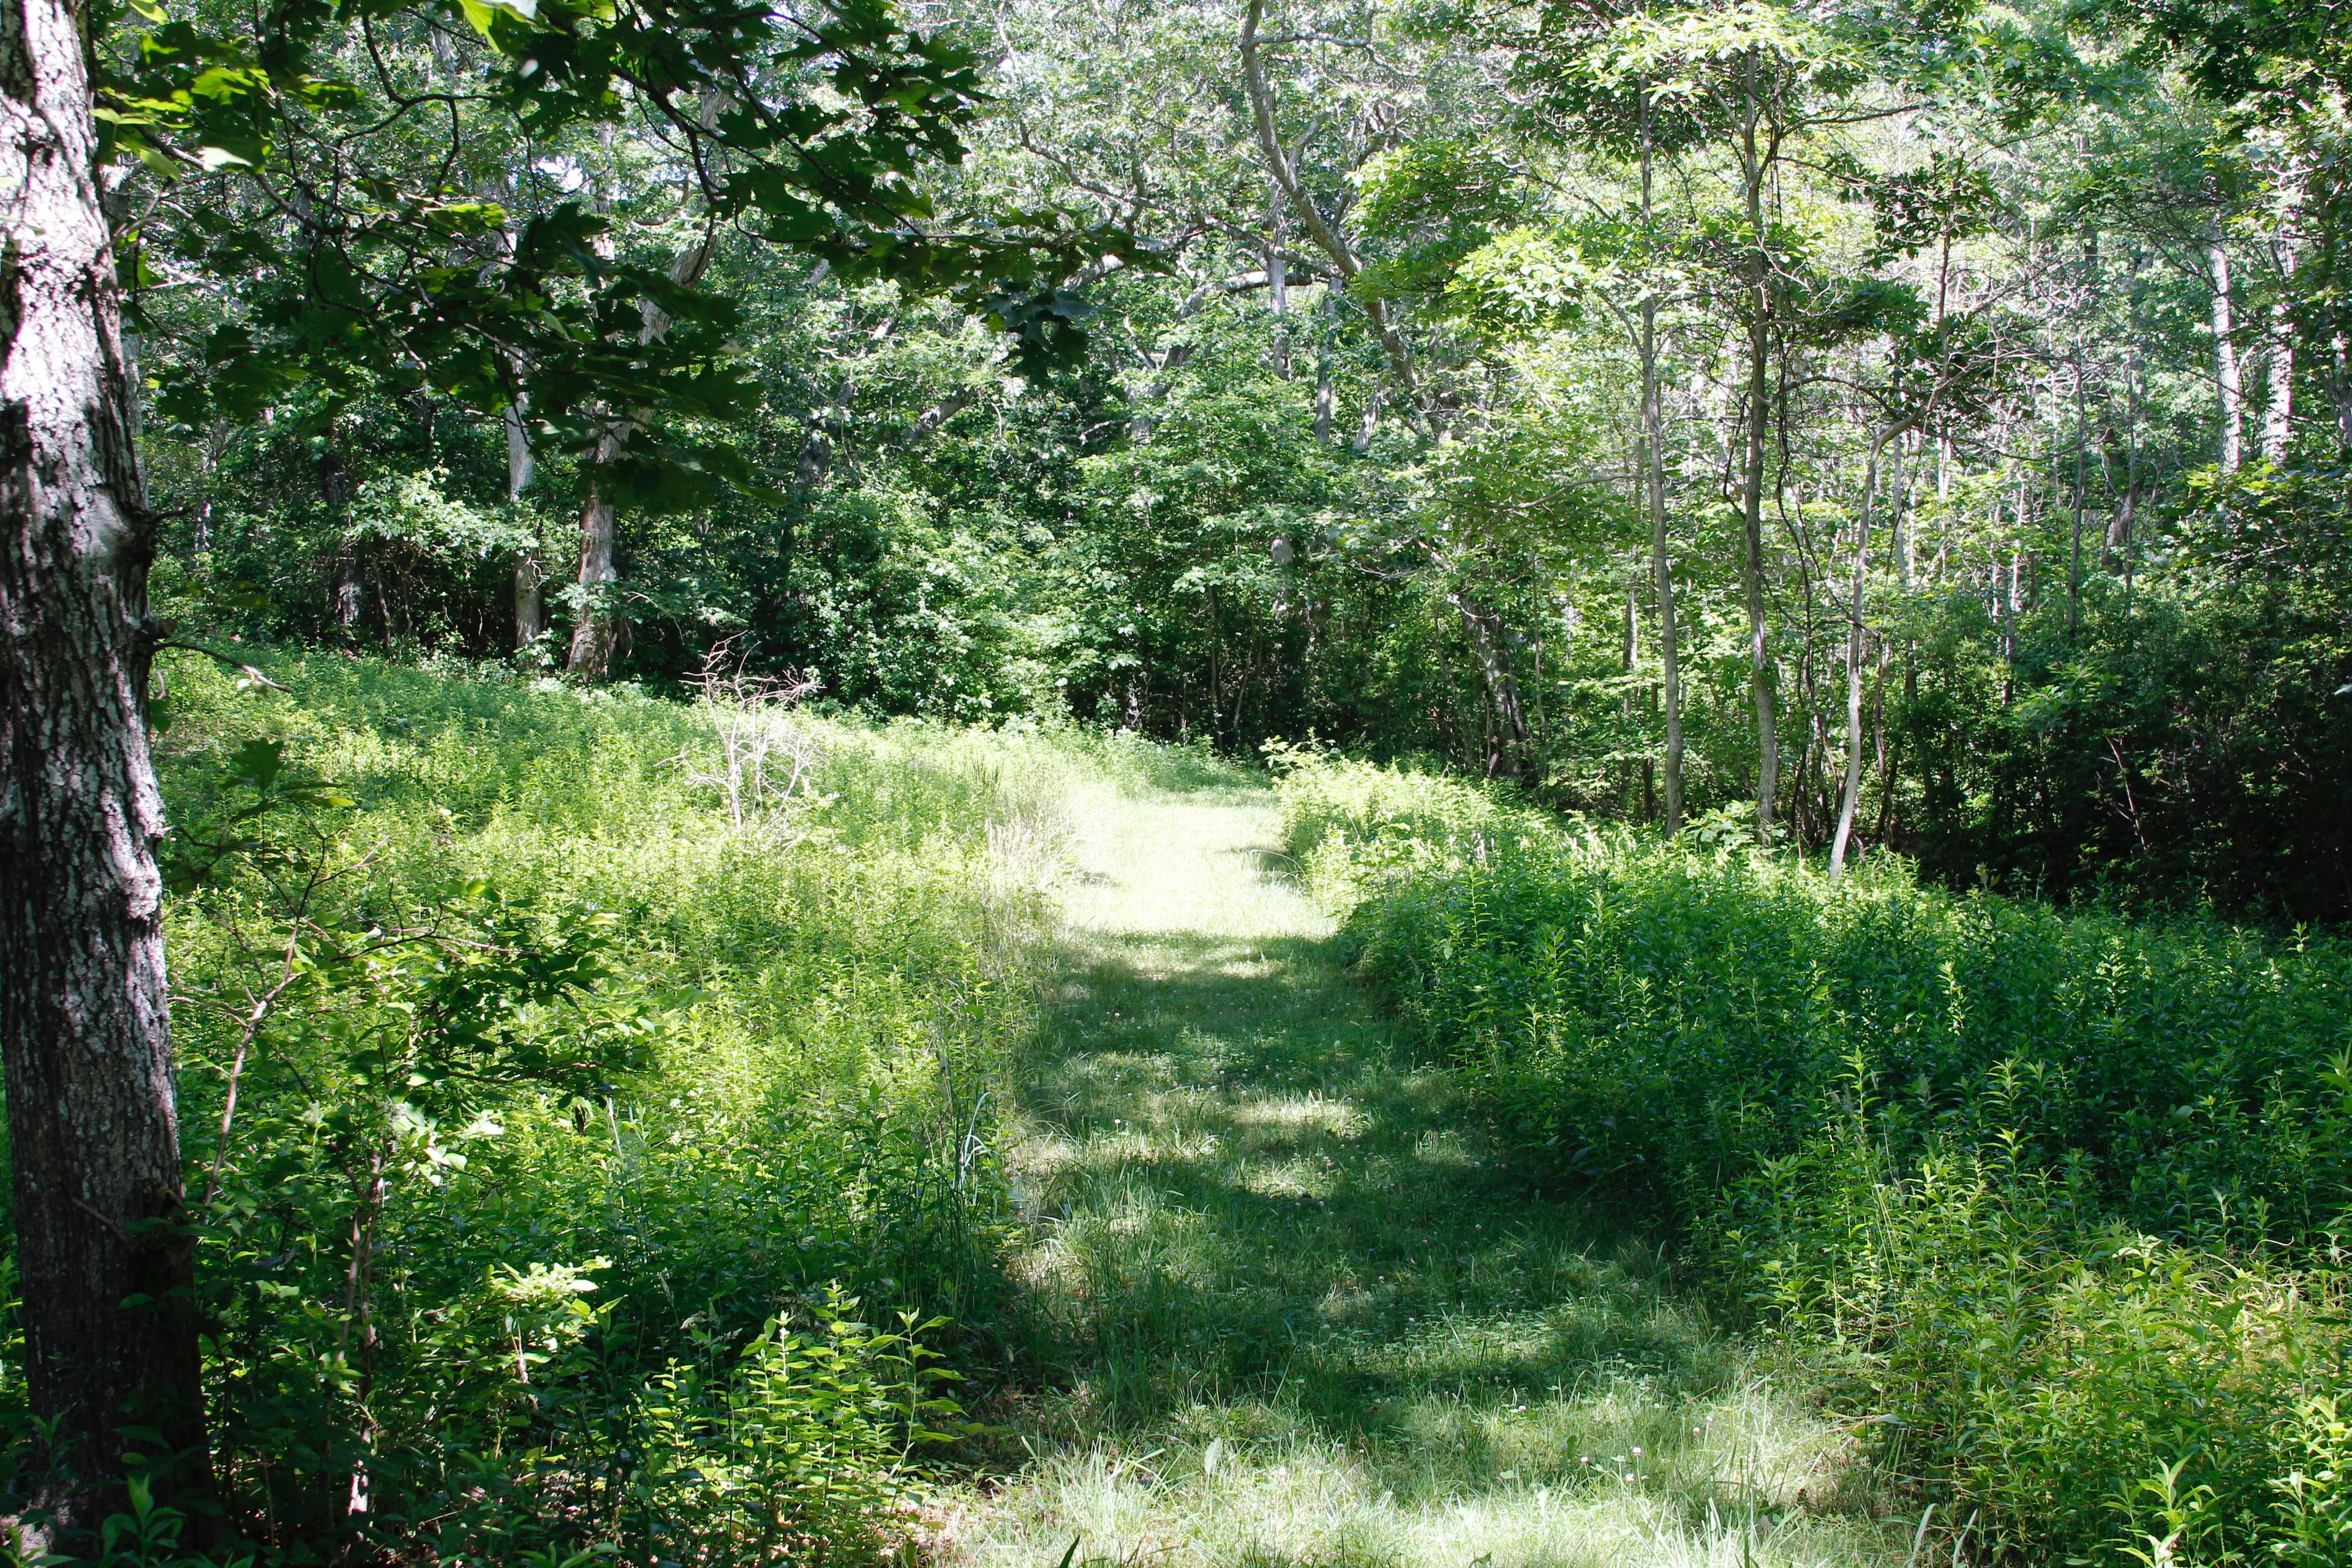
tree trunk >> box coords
[565,426,625,679]
[2211,239,2242,473]
[1638,83,1683,837]
[1890,429,1911,590]
[1621,578,1640,818]
[2333,332,2351,451]
[565,233,717,679]
[1266,175,1291,379]
[514,554,546,650]
[507,395,543,650]
[2069,357,2087,634]
[194,418,230,555]
[1740,271,1777,843]
[1831,431,1890,878]
[2002,542,2019,705]
[322,441,360,633]
[2263,239,2295,465]
[2111,350,2143,568]
[1737,72,1779,845]
[0,0,210,1540]
[1449,593,1534,782]
[1239,0,1426,432]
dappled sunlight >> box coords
[1227,1095,1368,1139]
[943,785,1907,1568]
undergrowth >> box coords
[1276,750,2352,1567]
[0,650,1195,1566]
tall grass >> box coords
[1278,752,2352,1566]
[1,650,1164,1564]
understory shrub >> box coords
[1278,752,2352,1565]
[1,650,1142,1565]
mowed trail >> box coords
[938,783,1905,1568]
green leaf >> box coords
[457,0,537,42]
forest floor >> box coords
[935,781,1913,1568]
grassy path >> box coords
[941,783,1906,1568]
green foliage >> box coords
[1902,466,2352,923]
[0,649,1164,1563]
[1268,747,1557,913]
[1283,751,2352,1563]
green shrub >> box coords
[1281,752,2352,1564]
[2,650,1151,1564]
[1266,747,1559,915]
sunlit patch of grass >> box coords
[946,785,1908,1568]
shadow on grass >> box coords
[1000,916,1728,1498]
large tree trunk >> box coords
[0,0,209,1542]
[507,396,543,650]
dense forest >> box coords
[2,0,2350,1561]
[124,0,2352,921]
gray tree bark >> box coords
[2211,239,2243,473]
[1238,0,1423,428]
[507,397,543,650]
[2263,238,2296,465]
[1,0,209,1540]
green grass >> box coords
[940,788,1909,1568]
[1,660,1937,1565]
[6,649,1213,1564]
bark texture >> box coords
[2263,238,2295,466]
[565,427,626,678]
[1448,593,1535,782]
[0,0,208,1538]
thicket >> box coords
[1279,752,2352,1565]
[0,650,1169,1563]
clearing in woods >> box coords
[938,780,1910,1568]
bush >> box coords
[1,650,1145,1564]
[1267,746,1557,915]
[1281,751,2352,1564]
